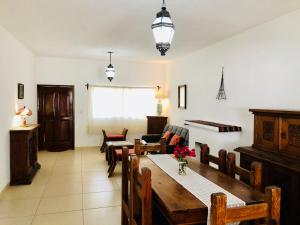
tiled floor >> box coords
[0,147,121,225]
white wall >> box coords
[36,57,167,147]
[167,10,300,158]
[0,26,36,191]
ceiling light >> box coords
[106,51,115,82]
[151,0,175,56]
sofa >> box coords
[141,124,189,154]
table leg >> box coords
[105,145,108,162]
[108,145,112,165]
[108,149,117,177]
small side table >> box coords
[106,141,134,177]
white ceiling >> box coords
[0,0,300,63]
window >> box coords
[88,86,156,134]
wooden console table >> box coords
[235,109,300,225]
[10,124,41,185]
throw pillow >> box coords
[169,134,181,146]
[162,131,172,141]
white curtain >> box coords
[87,86,156,134]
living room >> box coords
[0,1,300,225]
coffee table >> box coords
[106,141,134,177]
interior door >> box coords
[38,85,74,151]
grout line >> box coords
[0,147,114,224]
[30,152,58,225]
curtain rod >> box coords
[85,83,158,90]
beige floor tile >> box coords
[52,165,82,175]
[83,191,121,209]
[43,182,82,197]
[31,173,51,186]
[84,206,121,225]
[32,210,83,225]
[83,180,120,193]
[0,184,45,200]
[82,171,110,183]
[0,148,123,224]
[0,199,40,219]
[37,194,82,214]
[47,174,82,184]
[82,162,107,172]
[0,216,33,225]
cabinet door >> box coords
[253,115,279,150]
[280,118,300,157]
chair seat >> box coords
[115,148,135,160]
[107,134,124,139]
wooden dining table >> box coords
[139,156,264,225]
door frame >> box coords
[37,84,75,150]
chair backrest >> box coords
[130,156,152,225]
[102,129,107,138]
[134,138,166,155]
[226,152,262,191]
[200,144,227,173]
[121,148,152,225]
[122,128,128,139]
[210,186,281,225]
[102,128,128,139]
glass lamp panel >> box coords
[106,67,115,78]
[152,17,175,44]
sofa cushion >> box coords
[107,134,124,139]
[163,125,189,146]
[169,134,181,146]
[162,131,172,141]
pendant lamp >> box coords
[151,0,175,56]
[106,51,115,82]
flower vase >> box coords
[178,160,187,175]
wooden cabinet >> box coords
[235,109,300,225]
[10,125,41,185]
[251,109,300,158]
[146,116,168,134]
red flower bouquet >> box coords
[174,145,196,161]
[173,146,196,175]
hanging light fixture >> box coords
[151,0,175,56]
[105,51,115,82]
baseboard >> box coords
[75,146,99,150]
[0,183,9,197]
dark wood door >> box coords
[38,85,74,151]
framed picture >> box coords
[18,83,24,99]
[178,84,187,109]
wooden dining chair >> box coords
[100,128,128,152]
[226,152,262,191]
[121,148,152,225]
[134,138,166,155]
[200,144,227,173]
[110,138,166,177]
[210,186,281,225]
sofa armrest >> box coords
[141,134,162,143]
